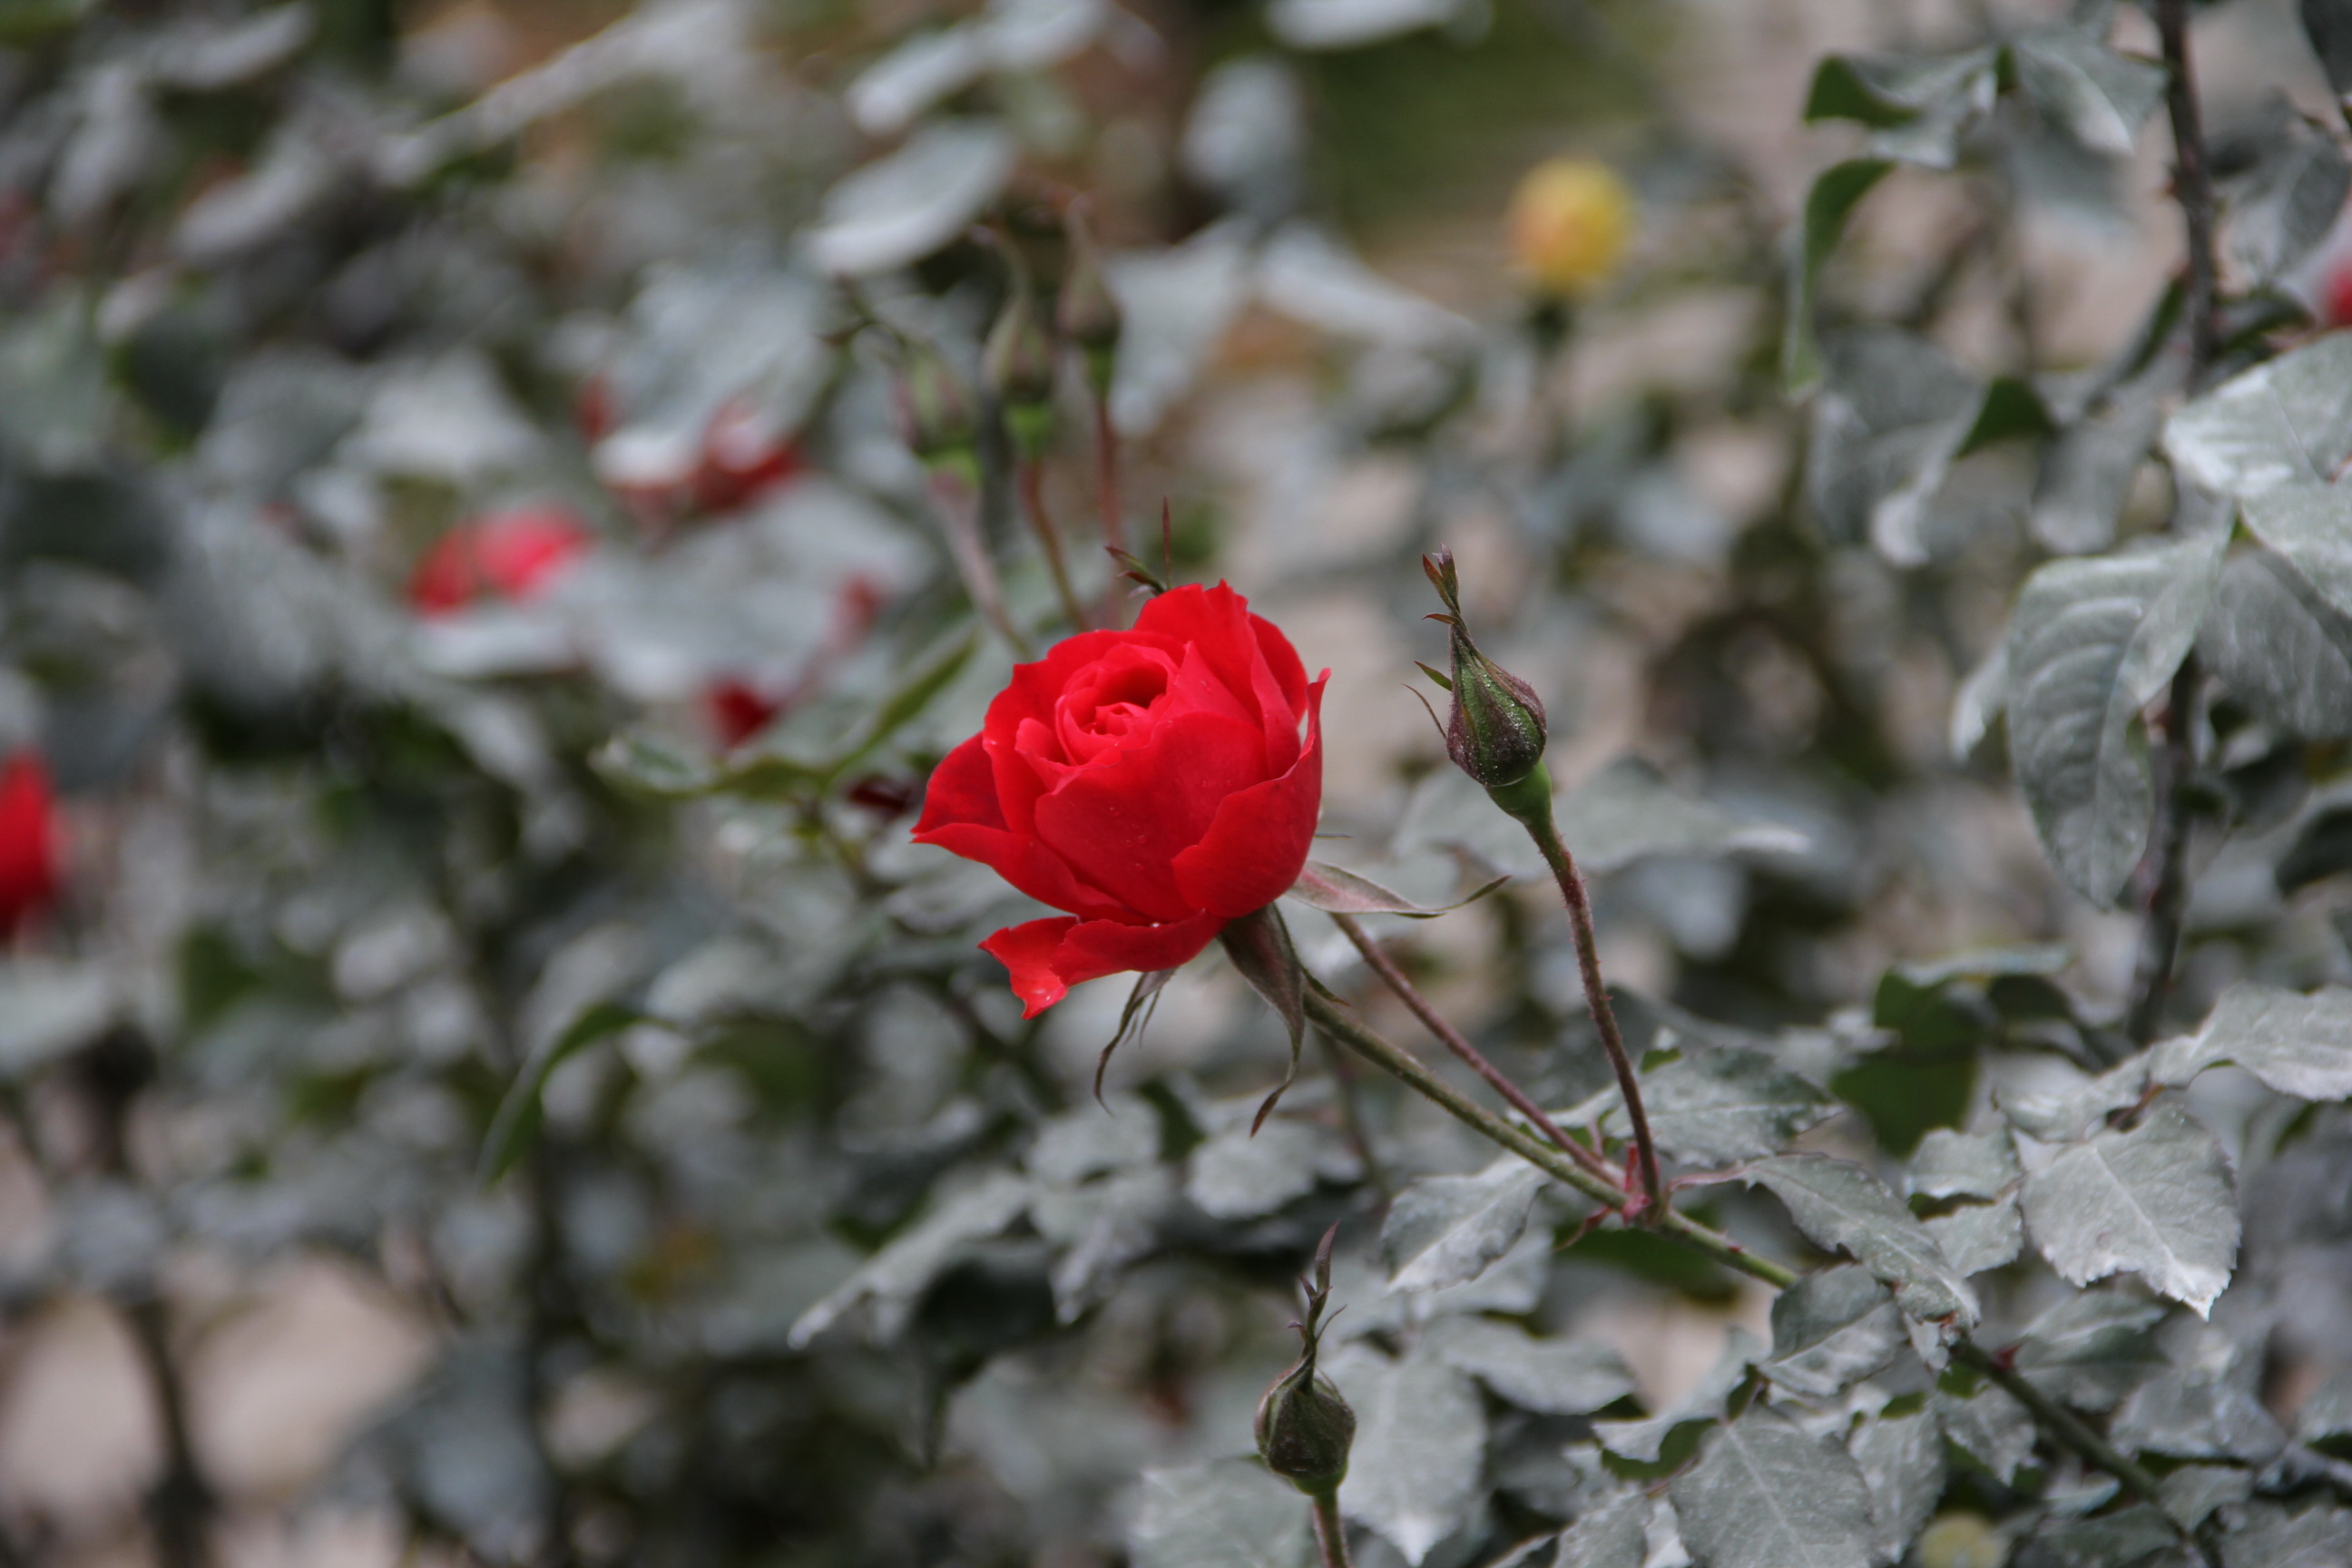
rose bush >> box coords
[914,583,1325,1014]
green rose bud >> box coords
[1254,1224,1355,1496]
[983,286,1058,460]
[896,339,978,469]
[1420,549,1548,806]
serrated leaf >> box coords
[1329,1345,1485,1565]
[1426,1315,1636,1416]
[1762,1265,1906,1397]
[1186,1119,1357,1220]
[2148,983,2352,1100]
[2004,533,2226,906]
[1554,1490,1651,1568]
[2198,549,2352,740]
[2010,1289,2171,1414]
[1284,859,1505,917]
[1784,161,1891,391]
[1936,1378,2036,1484]
[1908,1129,2021,1201]
[1925,1199,2024,1277]
[2009,29,2166,158]
[2111,1328,2285,1462]
[1593,1328,1762,1464]
[1129,1458,1311,1568]
[2162,334,2352,500]
[787,1172,1031,1347]
[1746,1155,1979,1326]
[2220,1502,2352,1568]
[1667,1405,1877,1568]
[2019,1103,2239,1316]
[1635,1048,1836,1165]
[1045,1165,1178,1322]
[1380,1156,1545,1294]
[2157,1464,2252,1529]
[2017,1504,2179,1568]
[2242,483,2352,625]
[1849,1404,1944,1564]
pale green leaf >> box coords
[2018,1104,2239,1316]
[1328,1344,1485,1566]
[1380,1156,1545,1294]
[1746,1155,1979,1326]
[2149,983,2352,1101]
[1129,1458,1311,1568]
[1667,1405,1877,1568]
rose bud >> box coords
[1421,549,1548,818]
[911,582,1325,1015]
[1058,209,1122,399]
[1508,156,1633,299]
[895,340,980,471]
[984,284,1059,461]
[705,677,788,750]
[409,505,593,616]
[1255,1223,1353,1497]
[0,751,61,938]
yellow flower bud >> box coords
[1916,1512,2005,1568]
[1507,157,1633,297]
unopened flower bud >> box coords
[1422,550,1548,808]
[984,288,1058,459]
[1058,210,1122,397]
[1508,157,1633,299]
[1254,1224,1354,1496]
[897,340,978,467]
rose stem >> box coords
[1309,1490,1352,1568]
[1514,802,1664,1220]
[928,469,1033,660]
[1299,984,2200,1542]
[1093,396,1125,557]
[1329,911,1617,1184]
[1017,456,1091,632]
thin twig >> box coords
[1309,1490,1353,1568]
[1317,1031,1392,1201]
[1329,911,1618,1185]
[1093,397,1124,558]
[1017,458,1091,631]
[1519,811,1666,1220]
[2154,0,2221,381]
[928,470,1034,659]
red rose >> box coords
[409,506,593,615]
[0,752,60,937]
[914,583,1326,1016]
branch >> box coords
[1328,911,1619,1185]
[2154,0,2221,381]
[2126,656,2200,1044]
[1517,808,1666,1219]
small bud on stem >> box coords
[1255,1224,1355,1502]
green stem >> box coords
[1308,1489,1351,1568]
[1510,787,1666,1220]
[1330,912,1617,1184]
[1093,395,1125,558]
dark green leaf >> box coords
[479,1001,652,1184]
[1762,1265,1905,1397]
[1784,161,1891,391]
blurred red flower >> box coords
[0,752,60,937]
[410,506,593,616]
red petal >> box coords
[0,752,59,936]
[1171,675,1326,918]
[982,910,1226,1017]
[914,734,1005,835]
[915,737,1132,921]
[1132,583,1309,734]
[1031,710,1267,923]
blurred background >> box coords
[2,0,2349,1564]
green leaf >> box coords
[2159,1465,2253,1530]
[2198,549,2352,740]
[1553,1491,1651,1568]
[1923,1198,2024,1277]
[2009,1289,2170,1414]
[2018,1103,2239,1316]
[1954,375,2056,458]
[2241,483,2352,629]
[1934,1377,2035,1484]
[1553,758,1809,874]
[1784,161,1890,391]
[2148,983,2352,1101]
[2295,1365,2352,1456]
[2220,1503,2352,1568]
[1380,1156,1547,1293]
[1185,1118,1358,1220]
[787,1171,1032,1348]
[1848,1403,1945,1565]
[2229,126,2352,285]
[479,1000,652,1184]
[1667,1405,1877,1568]
[2008,28,2166,158]
[1425,1315,1637,1416]
[1635,1048,1835,1165]
[2163,333,2352,500]
[2032,376,2167,554]
[1328,1344,1485,1565]
[1284,859,1506,917]
[2004,532,2226,906]
[1745,1154,1979,1327]
[1593,1328,1762,1463]
[2019,1506,2180,1568]
[2111,1328,2284,1462]
[1907,1129,2020,1202]
[1836,969,1991,1156]
[1804,328,1980,561]
[0,962,118,1081]
[1801,49,1995,167]
[1129,1458,1311,1568]
[1761,1265,1905,1398]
